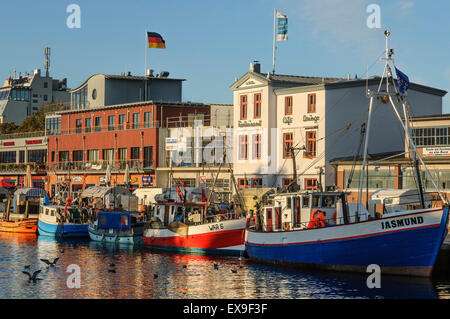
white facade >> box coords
[231,63,446,191]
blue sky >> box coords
[0,0,449,112]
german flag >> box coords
[147,32,166,49]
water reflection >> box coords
[0,234,449,299]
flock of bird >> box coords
[22,257,59,283]
[22,254,241,284]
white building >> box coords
[230,61,447,191]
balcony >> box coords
[47,160,154,173]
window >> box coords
[73,150,83,162]
[19,150,25,163]
[28,150,46,163]
[58,151,69,162]
[302,196,310,208]
[252,178,263,188]
[44,82,48,88]
[305,178,318,190]
[282,178,294,188]
[75,118,82,134]
[254,93,261,119]
[252,134,261,160]
[94,117,101,132]
[308,94,316,113]
[85,118,91,133]
[283,132,293,159]
[143,146,153,167]
[0,151,16,163]
[46,117,61,135]
[118,114,126,130]
[144,111,152,128]
[102,149,114,164]
[108,115,115,131]
[238,178,249,189]
[87,150,99,162]
[239,135,248,160]
[132,112,140,129]
[285,96,293,115]
[305,131,316,158]
[240,95,247,120]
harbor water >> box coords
[1,232,450,299]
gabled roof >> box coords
[230,71,344,91]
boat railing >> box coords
[248,213,371,232]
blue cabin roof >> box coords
[97,211,132,230]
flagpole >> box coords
[145,28,148,100]
[272,8,276,74]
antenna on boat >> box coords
[358,30,448,215]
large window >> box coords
[108,115,115,131]
[28,150,46,163]
[239,135,248,160]
[71,85,88,109]
[305,131,316,158]
[46,117,61,135]
[252,134,261,160]
[285,96,293,115]
[143,146,153,167]
[118,114,126,130]
[94,116,102,132]
[344,169,395,189]
[144,111,152,128]
[87,150,99,162]
[75,119,82,134]
[240,95,247,120]
[0,151,16,163]
[85,118,91,133]
[412,127,450,146]
[132,112,140,129]
[305,178,318,190]
[283,132,293,159]
[254,93,261,119]
[308,93,316,113]
[72,150,83,162]
[102,149,114,164]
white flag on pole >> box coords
[276,11,288,41]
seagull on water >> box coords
[40,258,59,267]
[22,270,42,283]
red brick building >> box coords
[45,100,210,197]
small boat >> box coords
[0,218,38,233]
[37,204,90,238]
[142,187,247,255]
[0,188,48,234]
[245,31,449,277]
[88,211,145,244]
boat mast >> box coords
[362,30,447,208]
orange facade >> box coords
[45,101,210,196]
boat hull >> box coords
[143,218,246,255]
[38,219,89,238]
[88,225,143,245]
[0,218,38,234]
[245,208,449,277]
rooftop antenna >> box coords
[44,47,51,77]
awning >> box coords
[14,187,47,199]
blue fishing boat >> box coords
[88,211,145,244]
[245,30,450,277]
[38,204,89,238]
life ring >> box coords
[307,209,326,229]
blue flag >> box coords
[276,11,288,41]
[395,67,410,93]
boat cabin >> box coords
[152,202,207,227]
[97,211,142,230]
[257,191,369,232]
[39,204,89,224]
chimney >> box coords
[250,60,261,73]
